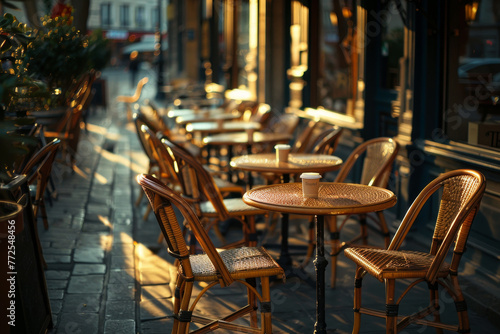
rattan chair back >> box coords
[162,137,229,220]
[141,125,180,190]
[137,174,233,285]
[310,126,343,155]
[335,137,399,188]
[388,169,486,282]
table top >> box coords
[176,111,241,124]
[230,153,343,174]
[243,182,396,216]
[165,108,225,118]
[202,132,292,146]
[186,121,261,134]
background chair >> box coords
[116,76,148,121]
[303,137,399,287]
[137,174,284,333]
[344,169,486,334]
[20,138,61,231]
[163,137,269,248]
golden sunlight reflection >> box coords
[72,165,89,179]
[94,172,108,185]
[98,215,113,229]
[86,123,121,141]
[97,145,146,174]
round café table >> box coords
[176,111,242,125]
[165,107,225,118]
[186,121,261,134]
[231,153,343,269]
[202,132,293,177]
[243,182,396,334]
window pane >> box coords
[446,2,500,148]
[380,1,405,90]
[136,6,145,27]
[101,4,111,26]
[318,0,355,114]
[120,5,130,27]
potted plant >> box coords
[0,13,43,181]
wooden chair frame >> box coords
[345,169,486,333]
[137,174,284,333]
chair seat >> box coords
[185,246,284,281]
[344,247,450,281]
[214,178,244,194]
[200,198,267,215]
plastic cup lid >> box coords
[300,172,322,179]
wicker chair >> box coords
[137,174,284,333]
[344,169,486,334]
[116,76,148,121]
[162,136,269,248]
[303,137,399,287]
[44,72,95,169]
[20,138,61,231]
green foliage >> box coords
[22,13,91,107]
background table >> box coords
[243,182,396,334]
[186,121,261,134]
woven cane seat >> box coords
[345,247,450,281]
[185,246,284,281]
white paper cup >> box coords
[275,144,291,162]
[300,172,322,198]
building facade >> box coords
[165,0,500,282]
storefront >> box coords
[166,0,500,279]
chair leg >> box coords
[245,215,257,247]
[142,205,152,221]
[40,199,49,230]
[359,214,368,245]
[177,280,194,334]
[327,216,339,288]
[451,276,471,334]
[260,277,273,333]
[428,282,443,334]
[135,190,144,207]
[352,267,364,334]
[172,275,184,334]
[246,278,258,328]
[385,279,397,334]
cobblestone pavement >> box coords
[38,67,500,334]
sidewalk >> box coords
[39,68,500,334]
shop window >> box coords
[319,0,354,114]
[446,1,500,149]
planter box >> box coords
[468,121,500,148]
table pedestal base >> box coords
[314,215,328,334]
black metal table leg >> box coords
[314,215,328,334]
